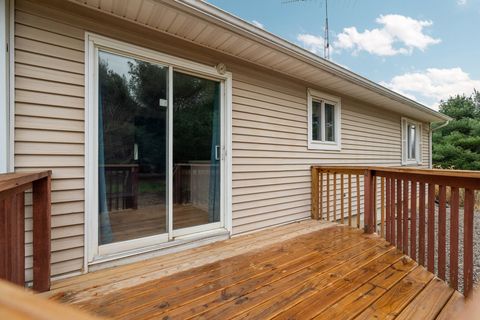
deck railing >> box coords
[311,166,480,297]
[0,171,52,292]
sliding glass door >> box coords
[96,48,223,250]
[172,72,221,231]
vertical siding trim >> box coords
[0,0,8,173]
[8,0,13,171]
[83,30,91,273]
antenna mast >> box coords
[282,0,330,60]
[324,0,330,59]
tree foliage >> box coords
[433,91,480,170]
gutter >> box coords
[431,119,451,132]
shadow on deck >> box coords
[45,220,463,320]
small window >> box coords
[307,89,341,150]
[402,118,422,165]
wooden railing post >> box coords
[364,169,375,234]
[32,175,51,292]
[464,188,474,298]
[311,166,319,220]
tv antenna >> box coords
[282,0,330,60]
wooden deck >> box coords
[45,220,464,319]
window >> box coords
[402,118,422,165]
[307,89,341,150]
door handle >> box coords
[215,145,221,161]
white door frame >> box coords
[0,0,11,173]
[84,33,232,267]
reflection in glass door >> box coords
[172,72,221,230]
[98,51,168,245]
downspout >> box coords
[429,120,451,168]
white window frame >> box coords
[84,33,233,267]
[307,88,341,151]
[401,117,423,165]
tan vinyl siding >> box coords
[14,6,85,281]
[230,76,407,234]
[13,0,431,279]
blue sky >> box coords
[207,0,480,109]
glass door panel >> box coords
[172,71,221,230]
[98,51,168,245]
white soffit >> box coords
[68,0,450,123]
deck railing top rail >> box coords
[311,165,479,298]
[315,166,480,179]
[0,171,51,193]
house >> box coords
[3,0,476,319]
[0,0,451,280]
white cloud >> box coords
[335,14,441,56]
[457,0,467,5]
[251,20,264,29]
[297,34,325,55]
[381,67,480,109]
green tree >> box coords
[433,91,480,170]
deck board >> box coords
[47,220,463,319]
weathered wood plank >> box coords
[395,278,454,320]
[45,223,460,320]
[311,257,417,320]
[354,266,434,320]
[436,291,465,320]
